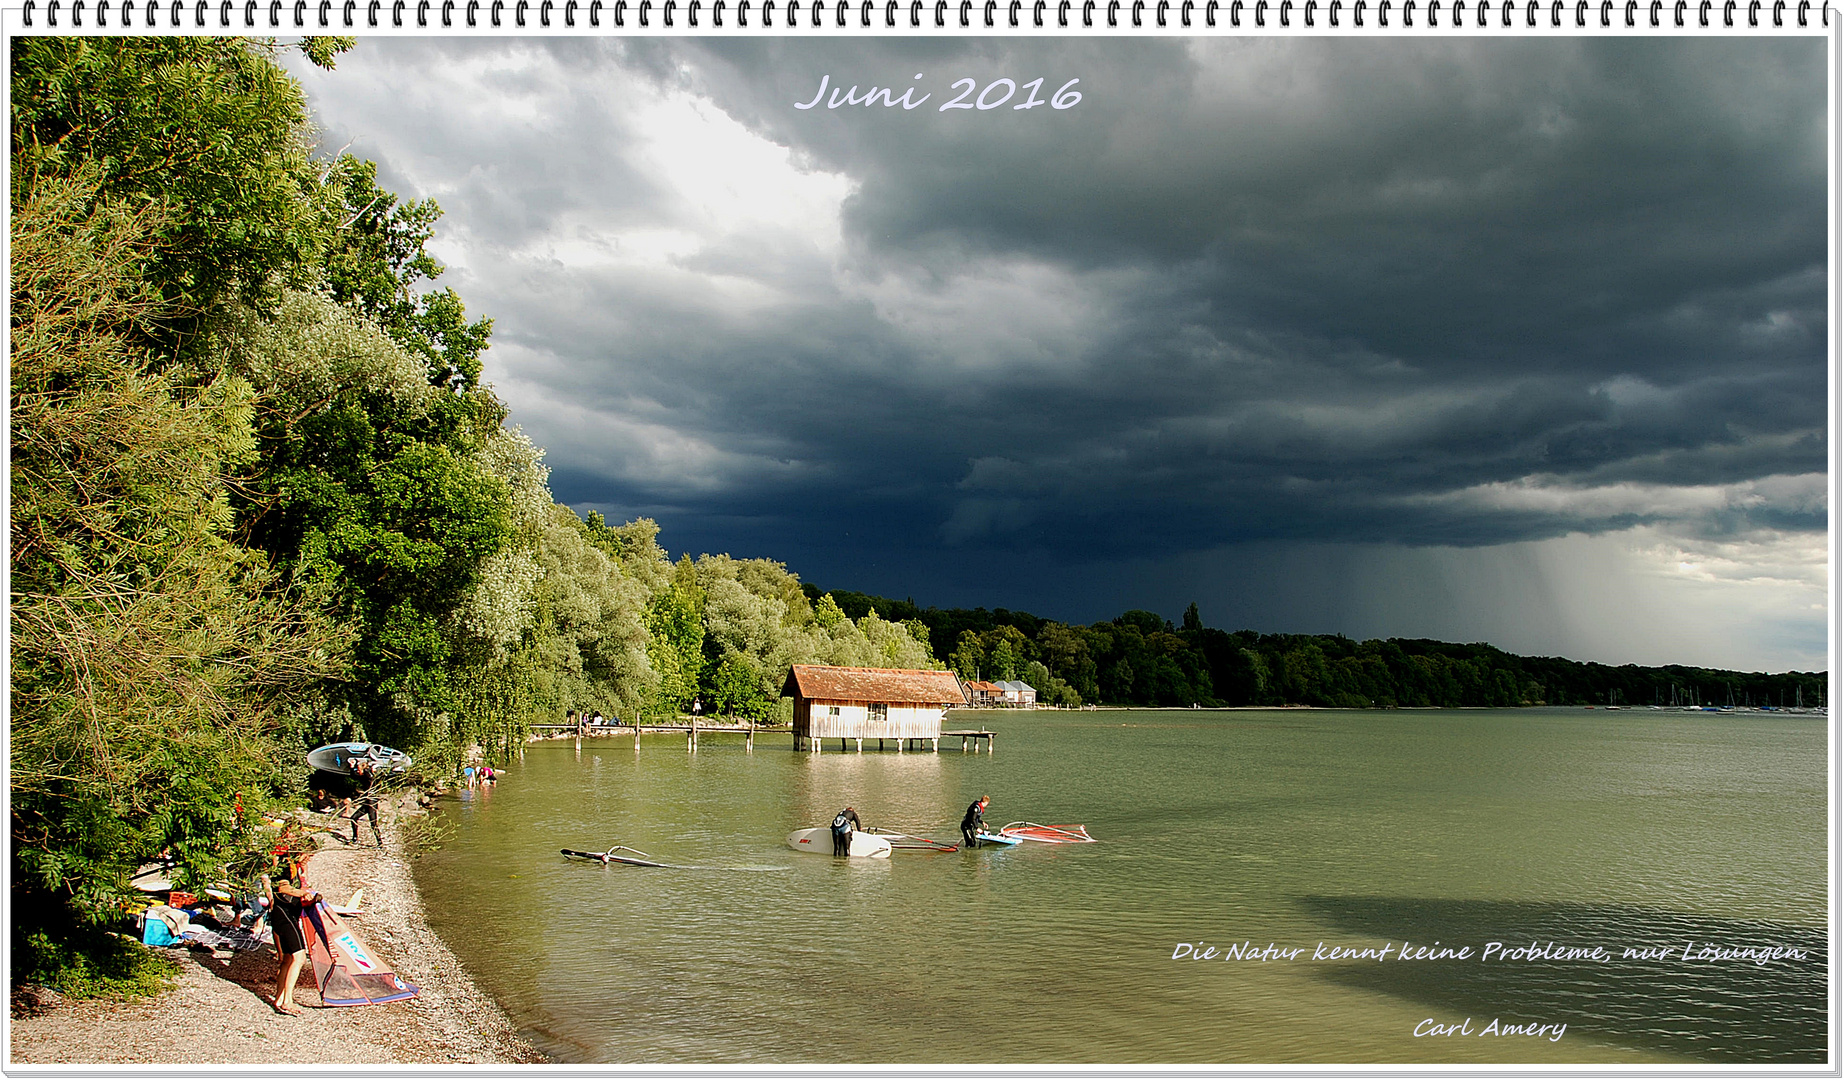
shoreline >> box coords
[8,800,545,1066]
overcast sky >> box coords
[286,38,1828,673]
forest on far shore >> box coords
[814,587,1827,712]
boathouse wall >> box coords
[795,700,945,740]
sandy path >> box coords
[9,807,544,1066]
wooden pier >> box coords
[528,721,994,754]
[529,720,763,752]
[944,729,996,753]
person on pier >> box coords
[961,795,991,847]
[831,806,862,856]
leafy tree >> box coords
[1023,660,1080,707]
[12,38,335,352]
[319,155,491,391]
[813,593,848,630]
[989,638,1020,682]
[10,170,342,945]
[645,559,706,713]
[950,631,984,680]
[710,655,774,720]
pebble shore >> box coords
[9,806,545,1066]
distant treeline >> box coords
[810,587,1826,709]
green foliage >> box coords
[12,38,328,345]
[298,37,356,71]
[1024,660,1080,707]
[14,926,180,1001]
[710,655,774,720]
[524,504,654,719]
[320,155,492,391]
[10,169,343,927]
[645,560,707,713]
[812,593,847,630]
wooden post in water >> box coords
[689,716,697,753]
[745,720,754,753]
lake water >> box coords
[410,708,1827,1064]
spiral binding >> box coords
[18,0,1832,25]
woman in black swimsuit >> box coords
[267,860,321,1015]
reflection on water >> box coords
[413,710,1824,1064]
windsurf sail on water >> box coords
[561,846,791,871]
[300,901,419,1006]
[562,846,669,867]
[999,821,1097,843]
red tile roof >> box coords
[783,665,968,705]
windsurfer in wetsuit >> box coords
[346,758,382,848]
[831,806,862,856]
[961,795,990,847]
[265,858,320,1015]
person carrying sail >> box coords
[265,857,321,1015]
[830,806,862,856]
[961,795,991,847]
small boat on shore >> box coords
[999,822,1096,844]
[786,828,892,858]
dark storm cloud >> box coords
[622,37,1827,556]
[290,37,1825,629]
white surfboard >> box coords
[785,827,892,858]
[307,742,412,775]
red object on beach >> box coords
[998,822,1096,843]
[300,901,419,1006]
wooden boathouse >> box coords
[784,665,968,752]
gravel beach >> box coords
[9,807,544,1066]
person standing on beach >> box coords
[961,796,991,847]
[265,860,320,1015]
[347,759,382,847]
[831,806,862,856]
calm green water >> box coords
[411,709,1826,1064]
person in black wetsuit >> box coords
[265,859,320,1015]
[346,758,382,848]
[961,795,991,847]
[830,806,862,856]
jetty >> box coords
[529,720,763,752]
[528,721,995,754]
